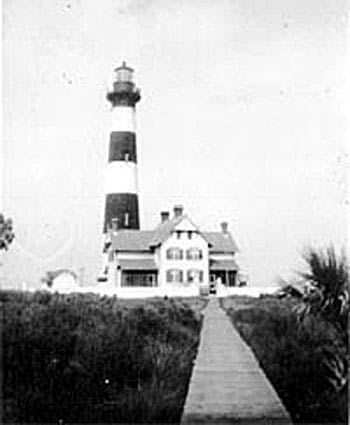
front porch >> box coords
[210,258,238,288]
[121,270,158,287]
[210,270,237,287]
[111,258,240,298]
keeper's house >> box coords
[104,205,239,297]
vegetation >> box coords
[0,214,14,251]
[2,291,206,424]
[221,296,347,424]
[296,246,349,336]
[221,246,348,424]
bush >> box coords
[221,296,348,424]
[2,291,203,423]
[298,246,349,336]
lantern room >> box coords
[107,61,141,107]
[115,61,134,83]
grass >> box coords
[2,290,207,424]
[221,295,348,425]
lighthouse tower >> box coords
[104,62,141,232]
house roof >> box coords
[110,219,238,254]
[148,214,210,247]
[111,230,155,251]
[204,232,239,253]
[148,216,183,247]
[118,258,157,270]
[209,259,239,271]
[46,269,78,280]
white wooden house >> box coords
[103,205,239,297]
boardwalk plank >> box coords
[181,298,292,424]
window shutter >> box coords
[108,250,114,262]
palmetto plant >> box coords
[296,246,349,394]
[298,246,349,335]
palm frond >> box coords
[299,245,349,335]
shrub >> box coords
[222,296,348,424]
[2,291,203,423]
[298,246,349,336]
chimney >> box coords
[160,211,170,223]
[173,205,184,218]
[220,221,228,234]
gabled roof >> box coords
[149,214,208,247]
[111,230,155,251]
[148,215,182,247]
[204,232,239,253]
[110,224,238,254]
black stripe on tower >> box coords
[104,193,140,232]
[109,132,137,162]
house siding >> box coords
[159,231,209,292]
[105,215,239,297]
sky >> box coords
[1,0,348,288]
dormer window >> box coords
[166,247,183,260]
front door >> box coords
[210,271,226,285]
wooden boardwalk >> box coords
[181,298,292,424]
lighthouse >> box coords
[104,62,141,232]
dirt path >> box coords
[181,298,292,424]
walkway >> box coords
[181,298,292,424]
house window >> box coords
[166,269,183,283]
[124,212,129,227]
[187,269,203,283]
[188,231,193,239]
[166,247,183,260]
[186,248,203,260]
[176,231,181,239]
[121,272,158,287]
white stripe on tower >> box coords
[111,106,136,132]
[104,161,138,194]
[103,62,141,232]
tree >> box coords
[0,213,15,251]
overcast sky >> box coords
[2,0,348,288]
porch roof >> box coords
[210,259,239,271]
[118,258,157,271]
